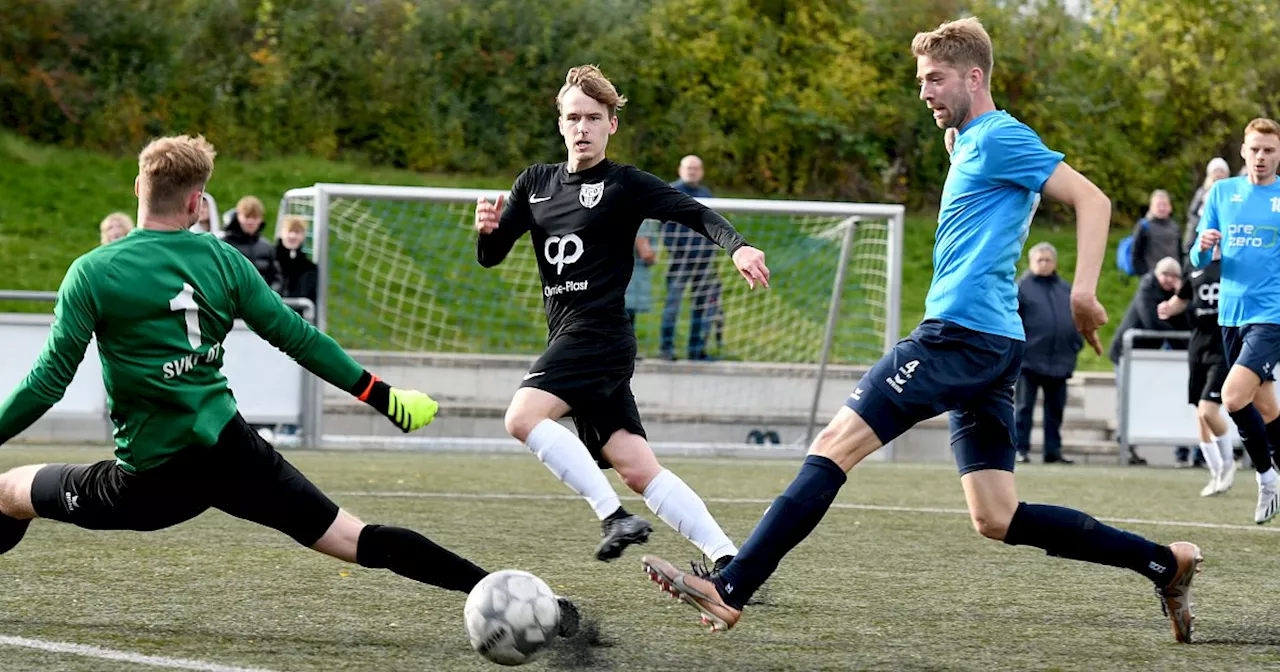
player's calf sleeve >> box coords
[0,513,30,555]
[356,524,488,594]
[715,455,846,610]
[1228,404,1273,473]
[642,469,738,561]
[1003,502,1177,585]
[526,419,621,520]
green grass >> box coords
[0,446,1276,671]
[0,132,1137,370]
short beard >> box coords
[947,97,972,130]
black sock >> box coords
[0,513,29,555]
[356,525,489,594]
[1004,502,1177,585]
[1229,404,1273,473]
[715,455,847,609]
[605,506,631,522]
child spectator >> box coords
[276,216,318,306]
[99,212,133,246]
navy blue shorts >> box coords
[1221,324,1280,382]
[845,319,1025,474]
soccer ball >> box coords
[464,570,561,666]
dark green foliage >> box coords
[3,0,1276,219]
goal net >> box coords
[277,184,903,453]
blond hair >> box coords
[137,135,216,216]
[911,17,994,83]
[1146,189,1171,219]
[556,65,627,118]
[281,215,309,234]
[236,195,265,219]
[1245,118,1280,137]
[99,212,134,245]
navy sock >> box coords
[1228,404,1273,473]
[1004,502,1177,585]
[356,524,489,594]
[715,455,847,609]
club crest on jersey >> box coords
[580,182,604,209]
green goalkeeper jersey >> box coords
[0,228,363,472]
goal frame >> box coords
[278,183,905,454]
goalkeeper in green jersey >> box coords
[0,134,578,632]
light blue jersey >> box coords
[926,111,1064,340]
[1190,176,1280,327]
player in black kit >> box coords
[1160,249,1262,496]
[473,65,771,566]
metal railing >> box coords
[0,290,319,447]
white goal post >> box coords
[277,183,905,456]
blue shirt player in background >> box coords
[640,16,1203,644]
[1189,117,1280,525]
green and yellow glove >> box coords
[351,372,439,433]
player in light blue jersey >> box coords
[1189,117,1280,524]
[639,16,1203,643]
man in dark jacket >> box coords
[1108,257,1190,365]
[659,155,722,361]
[1130,189,1183,277]
[224,195,281,292]
[1015,243,1084,464]
[1109,257,1191,464]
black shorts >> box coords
[520,330,646,468]
[1188,356,1228,405]
[845,319,1024,475]
[30,414,339,546]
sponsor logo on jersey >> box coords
[1227,223,1278,249]
[543,234,584,275]
[544,280,589,297]
[580,182,604,209]
[162,341,223,379]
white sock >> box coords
[642,469,739,561]
[1257,467,1278,487]
[526,419,620,520]
[1200,441,1224,477]
[1216,435,1234,466]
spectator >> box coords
[1109,257,1190,464]
[275,215,318,306]
[191,193,222,237]
[659,154,722,361]
[1130,189,1182,277]
[625,220,659,343]
[1014,242,1083,464]
[224,195,281,292]
[1184,158,1230,249]
[98,212,133,246]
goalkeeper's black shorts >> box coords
[30,414,339,546]
[520,329,647,469]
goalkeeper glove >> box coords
[351,372,439,433]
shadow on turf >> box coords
[547,616,614,670]
[1194,622,1280,647]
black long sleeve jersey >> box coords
[477,159,748,340]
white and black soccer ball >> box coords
[464,569,561,666]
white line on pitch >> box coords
[0,635,277,672]
[334,490,1280,534]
